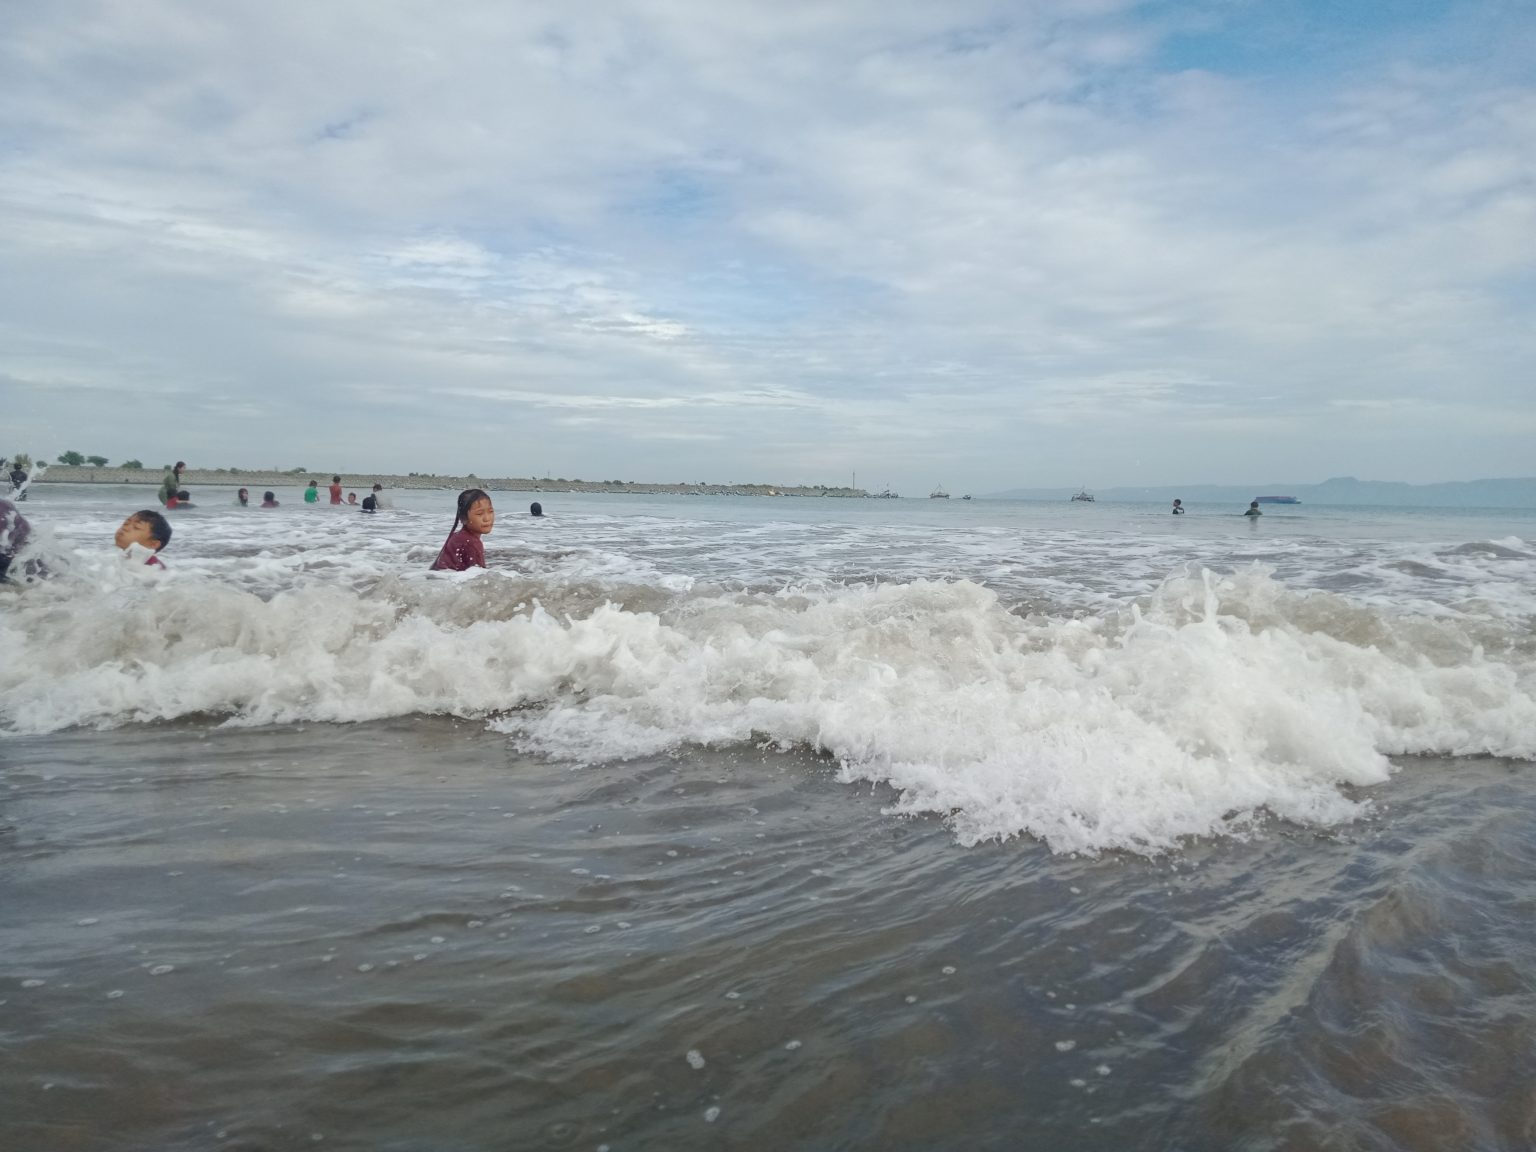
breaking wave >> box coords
[3,556,1532,855]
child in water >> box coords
[261,491,279,507]
[115,509,172,567]
[430,488,494,571]
[237,488,249,506]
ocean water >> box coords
[2,484,1534,1150]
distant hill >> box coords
[982,476,1536,508]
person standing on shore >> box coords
[329,475,343,504]
[158,462,185,506]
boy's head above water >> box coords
[115,510,172,552]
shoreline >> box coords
[29,465,869,498]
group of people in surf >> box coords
[1,465,545,583]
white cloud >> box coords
[1,0,1532,488]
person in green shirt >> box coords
[303,480,320,503]
[157,461,185,506]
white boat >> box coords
[1070,489,1094,502]
[929,485,950,499]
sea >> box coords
[2,483,1534,1151]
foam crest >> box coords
[4,562,1532,855]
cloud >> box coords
[1,0,1532,488]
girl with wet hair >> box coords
[430,488,494,571]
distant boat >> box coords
[960,494,972,500]
[930,485,950,499]
[1070,489,1095,502]
[1255,496,1300,504]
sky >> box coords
[2,0,1533,494]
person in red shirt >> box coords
[114,509,173,567]
[329,475,344,504]
[430,488,494,571]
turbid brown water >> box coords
[4,720,1534,1152]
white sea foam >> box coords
[4,489,1534,855]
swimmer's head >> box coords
[116,510,171,552]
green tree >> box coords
[86,454,109,467]
[122,459,144,469]
[57,450,85,466]
[12,453,32,471]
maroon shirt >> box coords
[431,528,486,571]
[329,482,343,505]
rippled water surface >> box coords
[2,486,1534,1149]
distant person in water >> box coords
[261,491,279,507]
[115,509,172,568]
[431,488,494,571]
[347,492,358,505]
[529,501,543,517]
[9,464,30,497]
[1244,500,1262,517]
[0,498,34,583]
[1171,499,1184,514]
[158,461,185,506]
[370,483,389,509]
[329,475,343,505]
[237,488,250,506]
[304,480,320,504]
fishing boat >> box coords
[1070,489,1094,502]
[960,494,972,500]
[929,485,950,499]
[1255,495,1300,504]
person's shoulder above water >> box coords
[430,489,494,571]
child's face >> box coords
[464,498,495,535]
[115,515,160,551]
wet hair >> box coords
[176,490,191,500]
[130,509,172,550]
[262,491,276,502]
[332,475,341,483]
[435,488,491,556]
[446,488,491,531]
[529,501,543,517]
[238,488,249,502]
[174,461,185,471]
[371,483,383,491]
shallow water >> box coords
[2,485,1534,1148]
[3,724,1534,1150]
